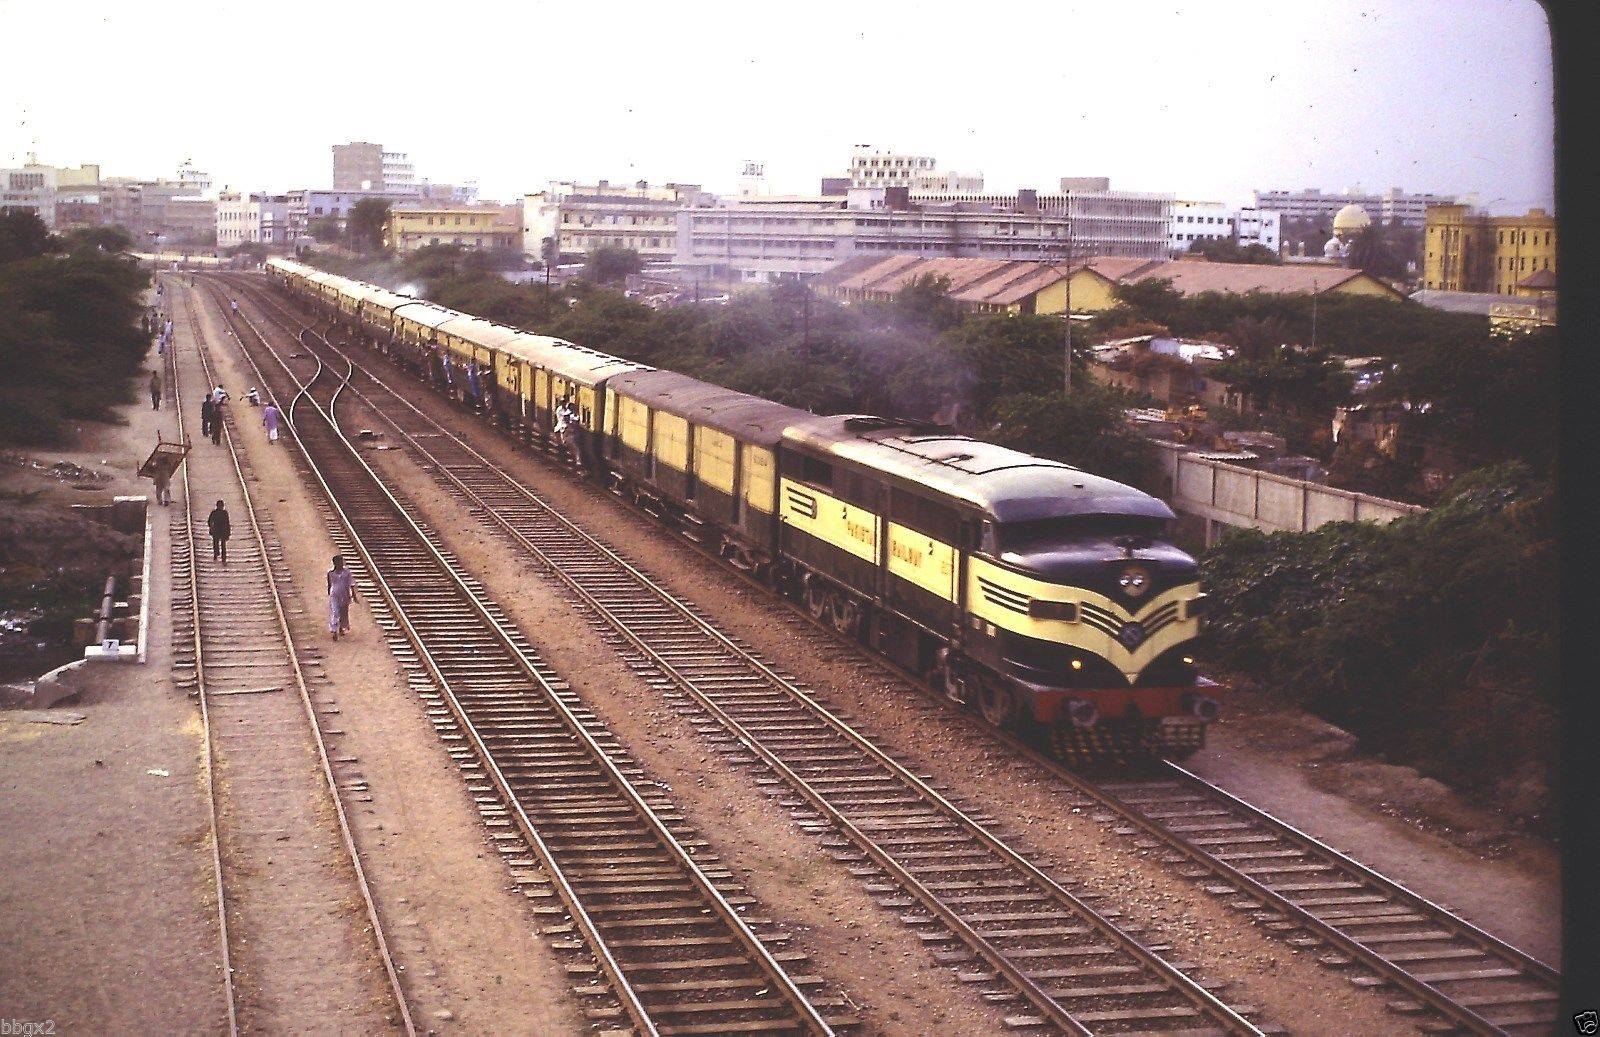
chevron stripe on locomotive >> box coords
[265,257,1219,763]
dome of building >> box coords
[1323,236,1349,260]
[1332,203,1372,238]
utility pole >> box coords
[1063,191,1075,395]
[1310,280,1318,350]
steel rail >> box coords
[240,274,1265,1037]
[176,281,417,1036]
[164,279,240,1037]
[207,279,838,1037]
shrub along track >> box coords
[199,279,853,1037]
[220,277,1271,1037]
[234,270,1562,1037]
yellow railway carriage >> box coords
[601,370,807,570]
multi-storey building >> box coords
[1168,201,1281,254]
[1420,204,1556,294]
[675,184,1171,285]
[848,147,983,193]
[332,142,384,191]
[384,205,520,253]
[383,150,417,194]
[1254,186,1457,229]
[523,180,712,263]
[216,190,292,247]
[284,188,420,240]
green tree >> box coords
[987,386,1155,488]
[226,241,269,264]
[1185,238,1282,265]
[582,245,643,285]
[346,198,391,254]
[1347,224,1405,281]
[59,225,134,255]
[0,209,52,263]
[309,215,342,243]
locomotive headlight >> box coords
[1070,659,1083,670]
[1118,565,1151,598]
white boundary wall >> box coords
[1150,442,1423,544]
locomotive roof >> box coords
[606,370,810,446]
[783,415,1174,524]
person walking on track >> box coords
[207,501,231,566]
[149,370,162,410]
[200,395,215,439]
[151,468,172,507]
[209,397,225,445]
[262,401,281,444]
[326,555,357,640]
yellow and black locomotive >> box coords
[266,257,1218,761]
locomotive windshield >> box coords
[993,513,1171,552]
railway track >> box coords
[237,271,1564,1037]
[200,279,852,1037]
[164,280,414,1035]
[228,274,1269,1037]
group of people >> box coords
[198,384,278,446]
[203,502,357,640]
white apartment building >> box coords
[284,187,419,239]
[1254,186,1455,228]
[383,151,417,195]
[1169,201,1282,254]
[1235,207,1281,252]
[848,147,983,194]
[523,180,711,263]
[675,185,1170,284]
[216,190,292,247]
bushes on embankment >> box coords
[1200,463,1557,823]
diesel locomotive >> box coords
[264,257,1218,762]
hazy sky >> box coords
[2,0,1554,213]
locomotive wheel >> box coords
[977,677,1021,730]
[805,582,830,622]
[830,596,862,639]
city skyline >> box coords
[3,0,1555,214]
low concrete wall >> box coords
[71,496,151,663]
[1151,441,1423,545]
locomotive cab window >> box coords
[997,514,1169,551]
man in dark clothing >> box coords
[208,501,231,565]
[149,370,162,410]
[209,397,224,445]
[200,395,215,439]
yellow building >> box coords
[818,254,1401,315]
[385,205,519,253]
[1421,205,1556,294]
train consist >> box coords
[264,257,1218,761]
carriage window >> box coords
[838,470,881,509]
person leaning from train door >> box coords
[207,500,231,566]
[326,555,357,640]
